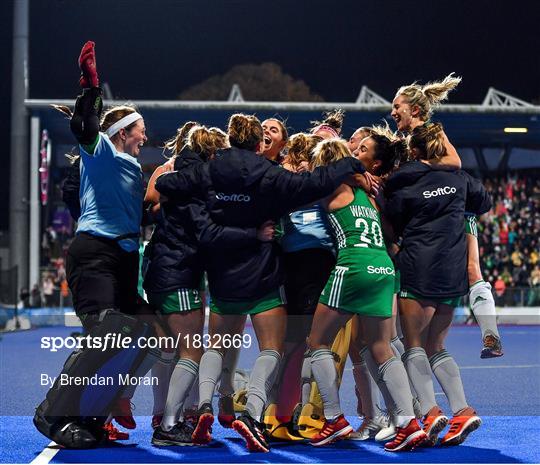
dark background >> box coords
[1,0,539,230]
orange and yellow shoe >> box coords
[440,407,482,446]
[310,415,353,447]
[422,406,448,446]
[384,419,427,452]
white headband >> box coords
[106,112,143,138]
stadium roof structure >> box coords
[25,87,540,172]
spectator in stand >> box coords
[494,276,506,306]
[499,223,509,247]
[530,248,538,267]
[30,284,42,308]
[42,275,55,307]
[19,287,30,308]
[511,249,524,268]
[529,265,540,306]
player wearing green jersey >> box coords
[306,135,428,452]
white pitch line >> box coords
[30,442,60,465]
[344,364,540,372]
[459,364,540,370]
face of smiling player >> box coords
[261,119,287,161]
[391,94,425,133]
[120,119,147,157]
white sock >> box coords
[161,359,199,431]
[429,350,468,414]
[378,357,415,427]
[152,350,175,415]
[402,347,437,417]
[219,347,240,397]
[352,359,383,418]
[198,349,223,408]
[470,280,500,338]
[245,350,281,420]
[310,348,342,420]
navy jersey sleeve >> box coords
[155,163,207,200]
[263,157,366,215]
[186,198,258,250]
[384,188,406,237]
[462,172,492,215]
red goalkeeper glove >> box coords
[78,41,99,88]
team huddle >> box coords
[33,42,503,454]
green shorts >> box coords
[398,289,461,307]
[465,215,478,237]
[210,287,286,315]
[148,289,202,314]
[319,250,394,318]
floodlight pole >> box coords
[9,0,30,291]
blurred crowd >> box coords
[477,173,540,306]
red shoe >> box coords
[114,398,136,430]
[152,414,163,430]
[218,396,236,429]
[191,404,214,445]
[103,422,129,441]
[441,407,482,446]
[422,406,449,446]
[310,415,353,447]
[384,419,428,452]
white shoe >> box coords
[375,422,397,442]
[348,415,389,441]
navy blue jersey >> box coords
[384,161,491,299]
[144,148,257,293]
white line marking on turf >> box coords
[460,364,540,370]
[345,364,539,372]
[31,442,60,465]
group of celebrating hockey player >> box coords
[34,41,503,454]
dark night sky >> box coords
[1,0,540,230]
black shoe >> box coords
[232,413,270,452]
[152,422,195,446]
[192,403,214,445]
[33,411,102,449]
[54,421,102,449]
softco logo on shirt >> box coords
[215,193,251,202]
[423,186,457,199]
